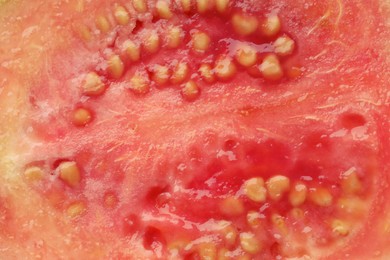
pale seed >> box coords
[82,72,105,96]
[239,232,261,254]
[259,54,283,81]
[220,197,245,217]
[232,13,258,36]
[73,108,92,126]
[266,175,290,201]
[243,177,267,203]
[156,0,173,19]
[114,6,130,25]
[107,55,125,79]
[58,161,81,187]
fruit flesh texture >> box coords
[0,0,389,259]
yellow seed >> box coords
[107,55,125,79]
[129,71,150,94]
[217,221,237,247]
[199,64,215,83]
[243,177,267,203]
[123,40,141,62]
[151,65,170,85]
[82,72,105,96]
[143,30,160,53]
[171,62,189,84]
[166,26,183,49]
[271,213,288,234]
[24,166,44,182]
[288,182,307,207]
[58,161,81,187]
[104,192,118,208]
[67,202,86,218]
[132,0,148,13]
[156,0,173,19]
[273,35,295,56]
[331,219,350,236]
[180,0,191,12]
[246,211,262,229]
[309,187,333,207]
[259,54,283,81]
[214,57,237,80]
[218,248,230,260]
[75,0,84,12]
[239,232,261,254]
[76,24,92,41]
[337,197,366,216]
[235,44,257,67]
[73,108,92,126]
[220,197,245,217]
[289,208,304,220]
[197,0,212,13]
[114,6,130,25]
[215,0,229,13]
[341,169,362,194]
[192,31,211,52]
[95,16,110,33]
[182,80,200,101]
[261,15,281,37]
[232,13,258,36]
[266,175,290,201]
[198,243,217,260]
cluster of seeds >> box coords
[71,0,299,126]
[22,139,370,258]
[159,168,366,258]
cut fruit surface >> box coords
[0,0,389,259]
